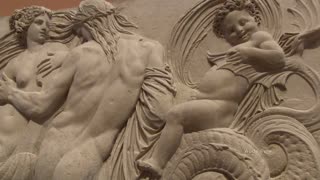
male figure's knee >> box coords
[165,107,185,125]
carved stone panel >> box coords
[0,0,320,180]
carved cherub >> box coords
[137,0,286,178]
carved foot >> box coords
[137,159,162,180]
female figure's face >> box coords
[222,10,258,46]
[26,14,51,44]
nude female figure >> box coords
[0,6,69,180]
[0,6,68,161]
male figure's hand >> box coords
[37,51,67,78]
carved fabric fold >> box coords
[96,65,176,180]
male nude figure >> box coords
[0,0,168,179]
[138,0,286,178]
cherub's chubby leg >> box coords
[138,99,236,177]
[52,138,103,180]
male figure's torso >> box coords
[35,35,166,179]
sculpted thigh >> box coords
[0,106,28,161]
[34,127,72,180]
[170,99,235,133]
[53,139,103,180]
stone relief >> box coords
[0,0,319,180]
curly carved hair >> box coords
[213,0,261,38]
[9,6,52,44]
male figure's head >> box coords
[72,0,136,61]
[213,0,261,46]
[73,0,115,42]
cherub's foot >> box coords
[137,159,162,180]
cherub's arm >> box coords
[0,50,78,123]
[237,31,285,70]
[299,26,320,45]
[290,26,320,54]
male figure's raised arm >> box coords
[0,50,79,123]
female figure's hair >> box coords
[9,6,52,45]
[213,0,261,38]
[0,6,52,70]
[71,0,137,62]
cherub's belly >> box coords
[196,69,248,102]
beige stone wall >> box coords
[0,17,9,35]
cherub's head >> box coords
[9,6,52,46]
[213,0,261,46]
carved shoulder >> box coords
[140,38,165,68]
[62,42,107,74]
[44,42,69,52]
[251,31,274,46]
[119,35,165,68]
[252,31,284,54]
[68,42,103,61]
[61,47,82,67]
[78,41,104,54]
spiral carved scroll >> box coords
[162,129,270,180]
[244,115,320,180]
